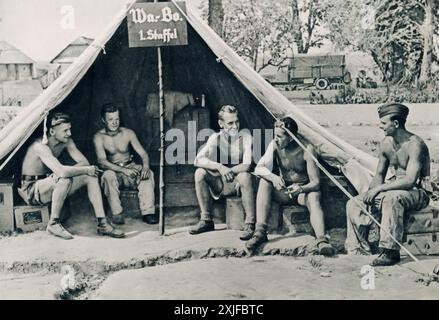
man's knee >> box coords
[55,177,73,189]
[194,168,208,183]
[102,170,118,183]
[306,191,321,203]
[258,178,272,192]
[236,172,252,187]
[381,192,400,206]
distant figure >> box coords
[19,112,125,240]
[246,116,335,256]
[93,103,158,225]
[190,105,256,239]
[346,103,430,266]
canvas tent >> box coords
[0,0,377,196]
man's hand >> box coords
[270,175,286,191]
[363,186,382,205]
[86,165,102,177]
[140,166,151,180]
[285,183,303,198]
[219,165,235,183]
[122,167,140,179]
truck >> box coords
[262,54,351,90]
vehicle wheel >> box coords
[315,78,329,90]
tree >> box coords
[207,0,224,36]
[291,0,327,54]
[221,0,295,72]
[322,0,439,88]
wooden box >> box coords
[0,182,14,232]
[14,206,49,232]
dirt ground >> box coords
[0,221,438,300]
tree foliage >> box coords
[322,0,438,87]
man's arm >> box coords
[297,145,320,194]
[194,133,233,182]
[128,129,151,180]
[35,143,93,178]
[231,132,253,174]
[254,141,285,190]
[66,139,90,166]
[368,144,389,190]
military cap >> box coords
[377,103,409,119]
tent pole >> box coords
[157,46,165,236]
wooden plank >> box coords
[164,182,198,207]
[0,182,14,232]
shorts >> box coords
[19,174,59,206]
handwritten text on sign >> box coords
[127,2,188,47]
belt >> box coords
[112,160,133,167]
[21,174,50,182]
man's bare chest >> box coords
[102,134,130,153]
[386,144,409,170]
[276,148,306,172]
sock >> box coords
[97,217,107,227]
[200,212,212,222]
[255,223,267,235]
[49,218,60,225]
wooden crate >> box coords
[403,233,439,256]
[14,206,49,232]
[0,182,14,232]
[404,206,439,234]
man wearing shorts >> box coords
[246,116,335,256]
[189,105,256,239]
[19,112,125,240]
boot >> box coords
[315,236,336,257]
[112,213,125,225]
[142,214,159,225]
[239,223,255,241]
[46,222,74,240]
[245,230,268,254]
[371,249,400,266]
[97,221,125,238]
[189,220,215,235]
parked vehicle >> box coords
[263,54,351,90]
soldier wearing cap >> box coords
[345,103,430,266]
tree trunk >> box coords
[291,0,304,53]
[371,50,390,97]
[208,0,224,36]
[419,0,434,85]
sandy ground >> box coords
[0,222,438,300]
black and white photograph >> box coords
[0,0,438,304]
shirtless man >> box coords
[19,112,125,239]
[93,103,157,225]
[245,116,335,256]
[346,103,430,266]
[189,105,256,239]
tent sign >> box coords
[127,2,188,48]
